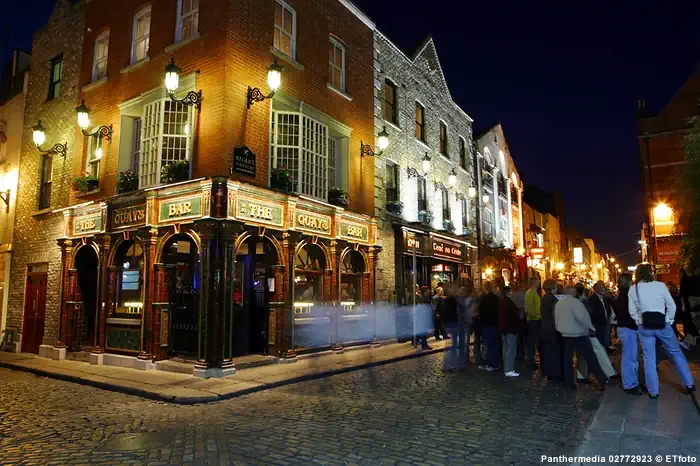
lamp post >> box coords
[360,126,390,157]
[164,58,203,109]
[32,120,67,157]
[75,101,113,140]
[247,58,283,108]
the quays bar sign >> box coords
[295,210,331,235]
[431,238,464,262]
[112,205,146,229]
[236,197,284,227]
[73,213,103,236]
[159,195,203,223]
[339,221,368,243]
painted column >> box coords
[92,235,111,353]
[493,168,499,243]
[220,221,241,369]
[139,228,158,360]
[506,179,513,249]
[55,238,73,348]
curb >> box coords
[0,345,448,405]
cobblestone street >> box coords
[0,351,603,465]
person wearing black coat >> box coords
[478,281,501,371]
[540,280,563,381]
[588,281,612,348]
[498,286,521,376]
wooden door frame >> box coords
[22,271,48,353]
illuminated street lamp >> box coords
[75,101,113,140]
[360,126,390,157]
[164,58,203,109]
[468,185,477,199]
[422,153,431,174]
[247,58,284,108]
[447,168,457,188]
[32,120,67,157]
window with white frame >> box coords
[131,118,142,176]
[441,188,450,222]
[328,37,345,92]
[273,0,296,59]
[139,100,194,188]
[328,137,338,189]
[92,30,109,82]
[417,176,427,212]
[131,6,151,64]
[461,197,469,228]
[176,0,199,42]
[86,135,102,177]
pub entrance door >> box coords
[74,246,99,350]
[164,235,200,359]
[21,266,48,354]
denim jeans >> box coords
[484,326,500,369]
[502,333,517,373]
[638,323,695,395]
[563,336,607,387]
[526,320,541,364]
[617,327,640,390]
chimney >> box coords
[637,99,647,118]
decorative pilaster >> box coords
[369,246,380,347]
[281,231,299,359]
[220,221,242,369]
[55,239,73,349]
[92,235,111,353]
[138,228,159,360]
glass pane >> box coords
[284,9,293,33]
[281,34,290,55]
[273,30,280,50]
[334,47,342,67]
[274,3,282,27]
[333,69,341,88]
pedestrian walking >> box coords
[443,284,460,371]
[499,286,521,377]
[555,285,609,390]
[589,281,612,349]
[432,286,447,340]
[511,282,527,361]
[629,263,696,399]
[613,273,642,395]
[457,282,476,366]
[525,277,542,369]
[540,279,563,381]
[415,287,433,350]
[478,281,501,371]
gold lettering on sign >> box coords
[346,226,363,238]
[248,205,273,220]
[297,213,330,233]
[113,207,146,226]
[77,219,96,231]
[168,202,192,218]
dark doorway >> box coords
[74,246,99,350]
[22,265,48,354]
[164,235,199,359]
[232,236,278,356]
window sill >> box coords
[32,208,53,217]
[82,77,108,93]
[415,139,430,151]
[165,33,201,53]
[438,153,451,162]
[120,57,151,75]
[327,84,352,101]
[458,165,469,174]
[75,188,101,198]
[270,47,304,70]
[384,120,401,132]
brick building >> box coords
[6,0,86,354]
[638,64,700,282]
[373,34,478,307]
[522,185,567,280]
[0,50,31,338]
[10,0,380,376]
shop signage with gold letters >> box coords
[112,205,146,229]
[339,221,368,243]
[236,197,283,227]
[431,238,464,262]
[295,210,331,235]
[73,213,102,236]
[159,195,203,223]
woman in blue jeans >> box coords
[628,263,695,399]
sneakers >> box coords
[686,385,696,394]
[649,393,660,399]
[624,386,644,396]
[505,371,520,377]
[479,365,497,372]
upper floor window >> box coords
[92,30,110,82]
[415,102,425,142]
[328,37,345,92]
[47,55,62,100]
[439,121,448,156]
[417,176,427,212]
[274,0,296,59]
[131,6,151,64]
[461,197,469,228]
[383,79,397,124]
[459,137,467,170]
[86,136,102,178]
[385,160,398,202]
[441,188,450,221]
[176,0,199,42]
[39,155,52,210]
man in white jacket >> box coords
[555,286,609,390]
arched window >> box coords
[294,244,326,303]
[483,147,493,167]
[340,251,365,304]
[115,240,144,314]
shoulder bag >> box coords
[636,283,666,329]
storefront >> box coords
[481,246,526,288]
[51,177,379,375]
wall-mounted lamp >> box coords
[447,168,457,188]
[422,152,431,174]
[32,120,67,157]
[407,167,421,179]
[481,194,490,204]
[468,186,477,199]
[164,58,203,109]
[434,181,448,192]
[0,190,9,213]
[247,58,283,108]
[360,126,390,157]
[75,101,113,140]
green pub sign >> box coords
[73,214,102,236]
[237,198,284,227]
[159,195,203,223]
[339,221,368,243]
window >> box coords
[439,121,447,156]
[131,6,151,64]
[39,155,52,210]
[417,176,427,212]
[328,37,345,92]
[273,0,296,59]
[92,30,109,82]
[415,102,425,141]
[86,136,102,177]
[461,197,469,228]
[385,161,398,202]
[139,100,194,188]
[131,118,142,176]
[441,188,450,221]
[328,137,338,189]
[383,79,397,124]
[459,137,467,169]
[176,0,199,42]
[47,55,62,100]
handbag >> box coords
[636,284,666,329]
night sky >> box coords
[4,0,700,264]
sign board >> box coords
[236,197,284,227]
[655,263,671,275]
[232,146,256,178]
[159,195,203,223]
[295,210,331,236]
[573,247,583,264]
[431,238,463,262]
[339,221,368,243]
[112,205,146,229]
[403,232,425,253]
[73,213,102,236]
[530,247,545,260]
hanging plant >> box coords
[161,160,190,184]
[418,210,433,226]
[117,170,139,194]
[386,200,403,214]
[72,173,99,193]
[270,166,291,192]
[443,219,456,233]
[328,187,349,207]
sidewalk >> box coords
[571,357,700,465]
[0,339,450,404]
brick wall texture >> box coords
[372,33,476,302]
[7,0,86,345]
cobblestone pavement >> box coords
[0,351,603,465]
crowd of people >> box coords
[417,264,697,396]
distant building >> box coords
[637,63,700,283]
[522,185,566,280]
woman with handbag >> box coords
[629,263,696,399]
